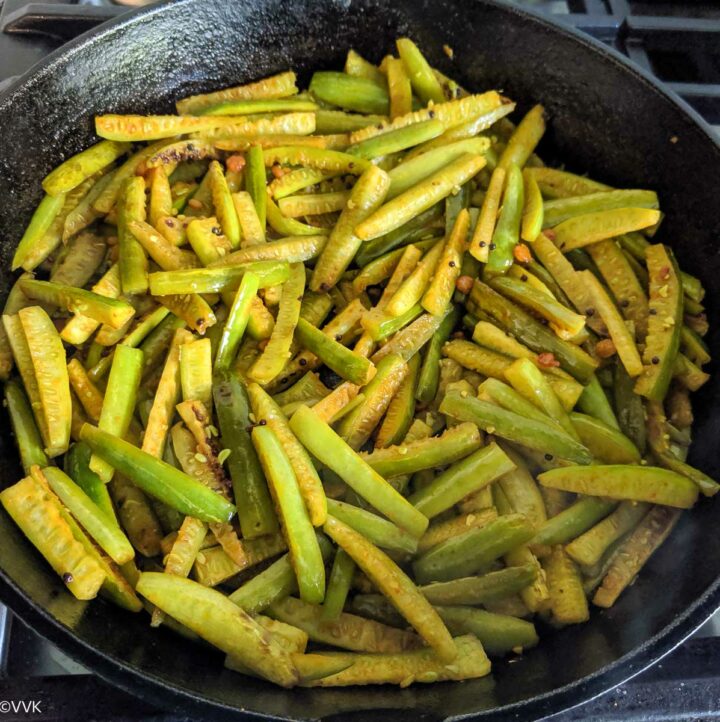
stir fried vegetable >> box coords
[0,36,713,691]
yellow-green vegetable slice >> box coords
[421,209,470,316]
[539,465,698,509]
[89,345,143,483]
[553,207,662,251]
[0,475,105,600]
[311,165,390,292]
[136,572,299,687]
[268,595,420,653]
[290,405,428,538]
[42,140,130,196]
[19,279,135,330]
[521,169,544,242]
[565,500,650,568]
[82,424,236,523]
[324,515,455,662]
[118,175,148,295]
[349,90,504,145]
[34,466,133,565]
[301,634,488,687]
[337,353,409,450]
[12,193,67,272]
[543,546,589,626]
[247,382,327,528]
[176,71,298,114]
[525,167,611,199]
[386,56,412,119]
[15,307,71,457]
[634,244,683,401]
[570,412,641,464]
[356,153,486,241]
[581,270,643,377]
[178,339,213,413]
[387,138,490,200]
[252,425,325,604]
[248,263,305,384]
[497,105,546,171]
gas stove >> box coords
[0,1,719,720]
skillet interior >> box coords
[0,0,719,719]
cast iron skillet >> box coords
[0,0,719,719]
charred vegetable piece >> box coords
[593,506,681,608]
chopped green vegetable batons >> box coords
[0,36,712,691]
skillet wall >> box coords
[0,0,719,719]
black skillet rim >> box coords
[0,0,719,720]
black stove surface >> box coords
[0,0,719,720]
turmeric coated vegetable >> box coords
[0,475,105,600]
[137,573,299,687]
[0,35,713,692]
[324,515,456,662]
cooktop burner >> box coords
[0,0,718,720]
